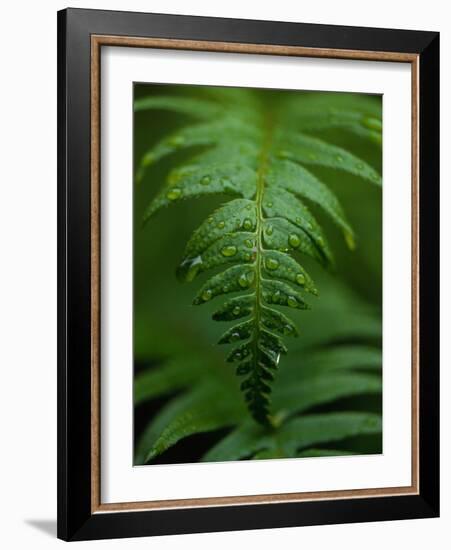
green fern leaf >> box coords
[134,356,209,405]
[134,95,223,119]
[137,88,381,425]
[272,372,381,422]
[203,412,381,462]
[134,278,382,463]
[135,383,245,464]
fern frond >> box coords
[202,412,381,462]
[282,91,382,145]
[134,278,382,463]
[136,383,245,464]
[137,88,381,425]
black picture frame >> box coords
[57,7,439,541]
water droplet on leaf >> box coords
[176,255,203,282]
[201,175,211,185]
[287,296,298,308]
[166,188,181,201]
[202,289,212,301]
[242,218,253,231]
[238,273,250,288]
[265,258,279,271]
[289,234,301,248]
[296,273,305,286]
[221,245,237,257]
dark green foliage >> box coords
[136,86,381,431]
[133,274,382,464]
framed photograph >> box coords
[57,8,439,541]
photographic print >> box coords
[133,84,383,466]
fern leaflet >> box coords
[137,88,381,425]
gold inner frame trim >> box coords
[90,34,420,514]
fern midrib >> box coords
[251,112,274,420]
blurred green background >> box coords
[133,84,382,464]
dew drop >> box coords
[265,225,273,236]
[271,290,281,304]
[289,234,301,248]
[266,202,273,208]
[238,272,250,288]
[222,284,230,293]
[242,218,253,231]
[176,255,203,282]
[207,216,214,224]
[244,253,251,261]
[201,175,211,185]
[265,258,279,271]
[202,289,212,302]
[287,296,298,308]
[296,273,305,286]
[284,324,294,335]
[244,239,254,249]
[217,221,225,229]
[166,188,181,201]
[336,154,344,162]
[221,245,237,257]
[230,332,241,342]
[233,306,241,316]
